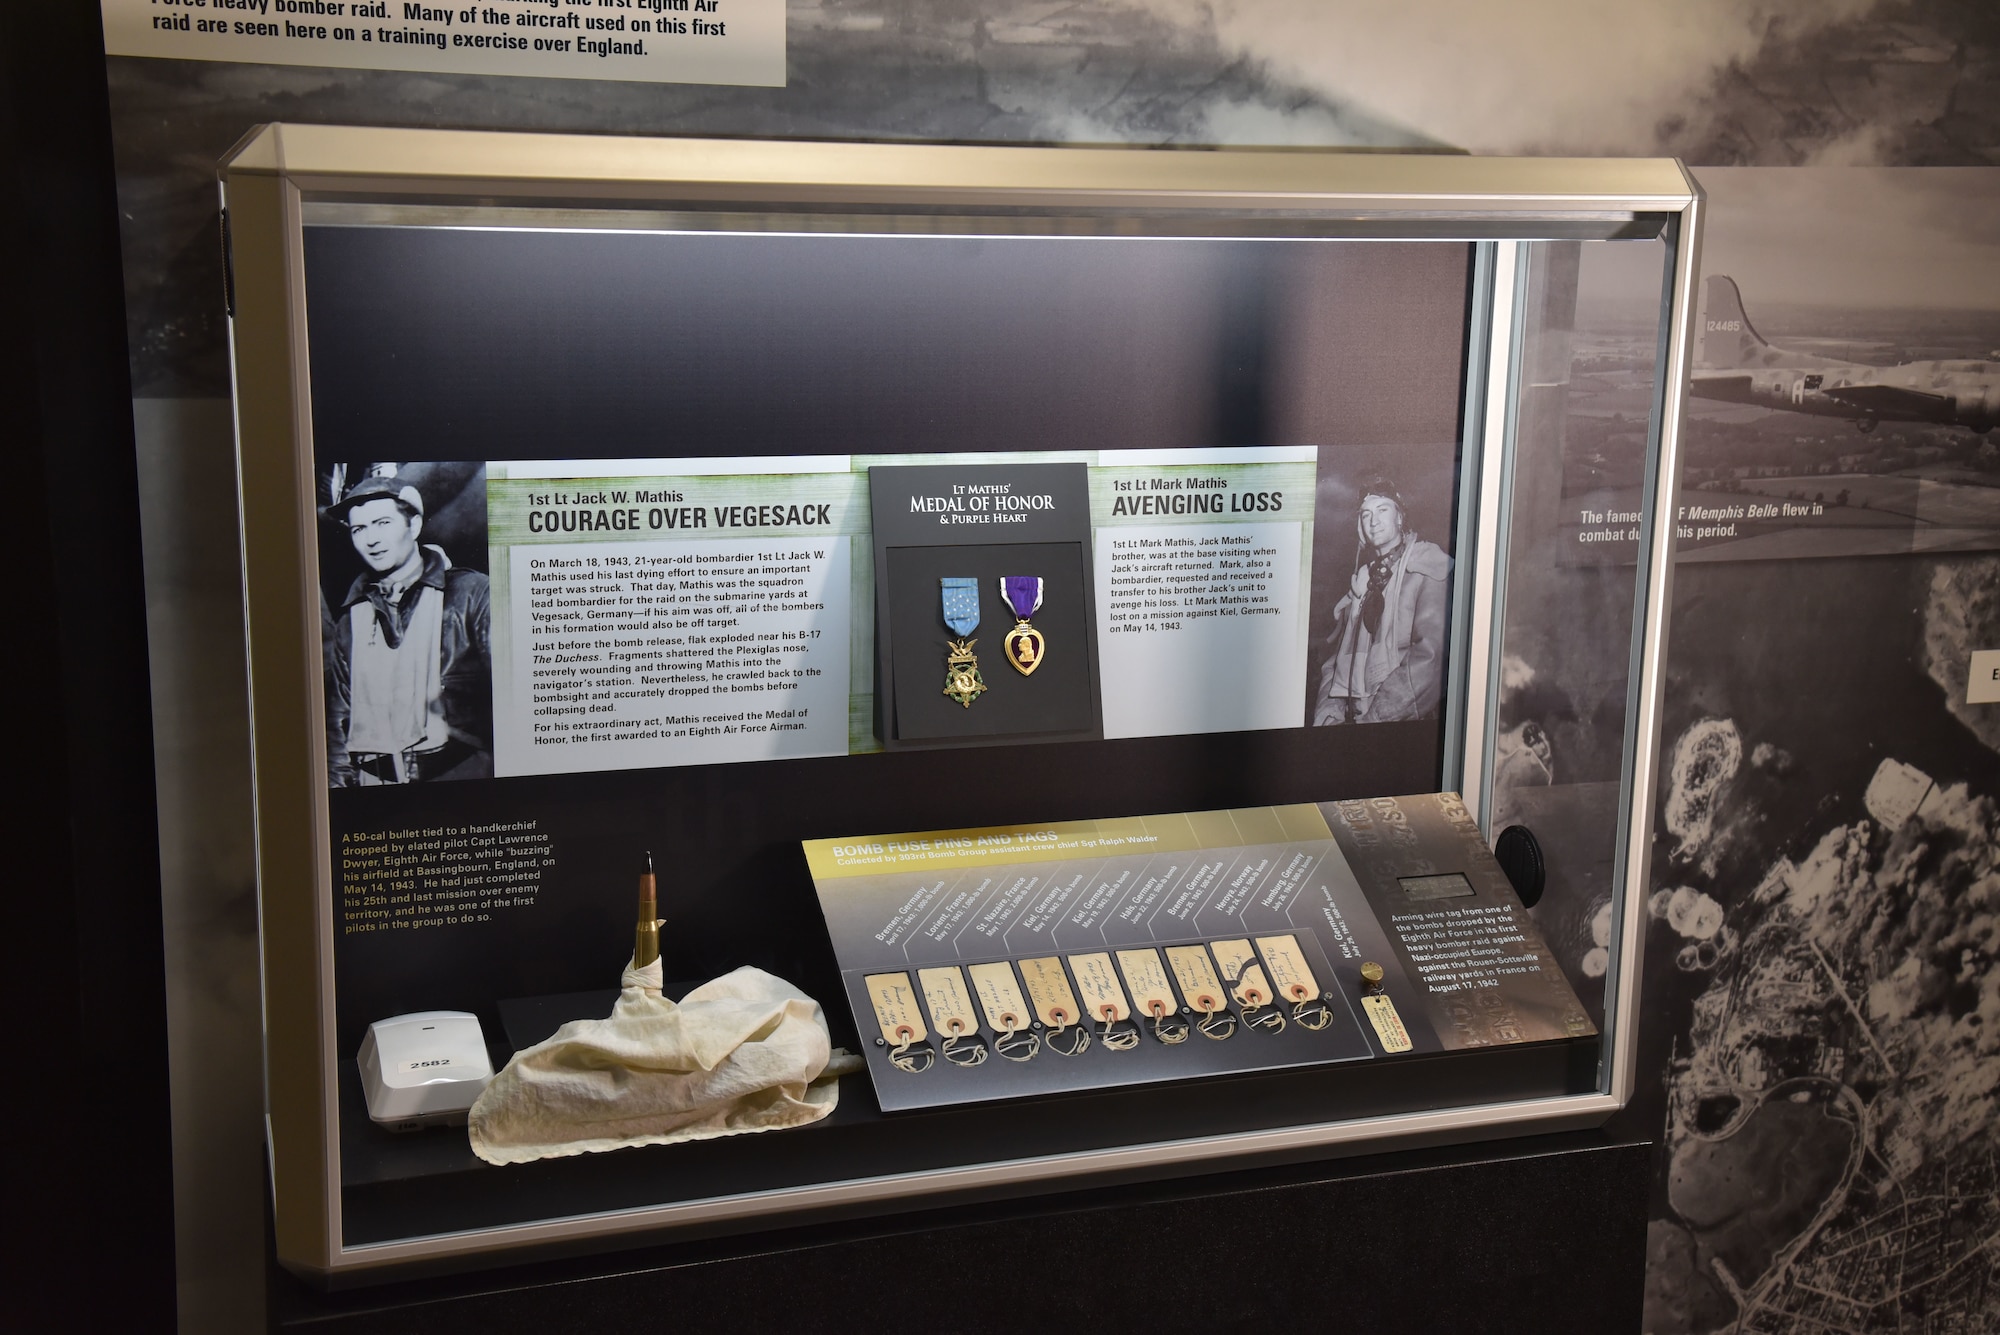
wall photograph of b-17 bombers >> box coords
[1692,274,1999,437]
[1562,167,2000,564]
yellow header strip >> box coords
[803,803,1334,879]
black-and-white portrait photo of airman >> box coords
[1306,463,1455,726]
[318,462,492,786]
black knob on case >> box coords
[1493,825,1545,908]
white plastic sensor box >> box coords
[357,1011,495,1130]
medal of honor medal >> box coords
[999,576,1046,676]
[939,577,987,707]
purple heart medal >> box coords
[999,576,1046,676]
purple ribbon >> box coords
[1000,576,1043,620]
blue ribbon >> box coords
[941,577,981,637]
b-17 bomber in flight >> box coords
[1692,275,1998,435]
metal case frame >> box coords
[221,123,1700,1280]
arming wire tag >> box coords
[1167,946,1236,1041]
[968,961,1038,1062]
[1043,1005,1090,1057]
[1212,939,1286,1035]
[1255,935,1329,1031]
[1240,983,1286,1034]
[1193,992,1237,1041]
[866,972,935,1073]
[919,966,989,1067]
[940,1017,989,1068]
[1096,1004,1141,1052]
[1115,948,1184,1046]
[889,1025,936,1074]
[1289,984,1333,1031]
[1357,960,1414,1053]
[1018,958,1089,1056]
[1069,952,1138,1050]
[992,1011,1040,1063]
[1147,998,1190,1045]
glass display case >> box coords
[220,124,1700,1281]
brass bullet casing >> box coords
[635,851,660,968]
[1359,961,1385,989]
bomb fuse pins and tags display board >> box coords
[804,792,1595,1112]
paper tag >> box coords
[1210,938,1275,1008]
[1362,994,1414,1053]
[917,966,979,1037]
[1018,956,1083,1028]
[967,961,1032,1033]
[1067,952,1131,1023]
[864,972,928,1045]
[1166,945,1228,1014]
[1255,935,1321,1004]
[1115,948,1178,1019]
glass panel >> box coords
[301,213,1603,1244]
[1490,236,1670,1045]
